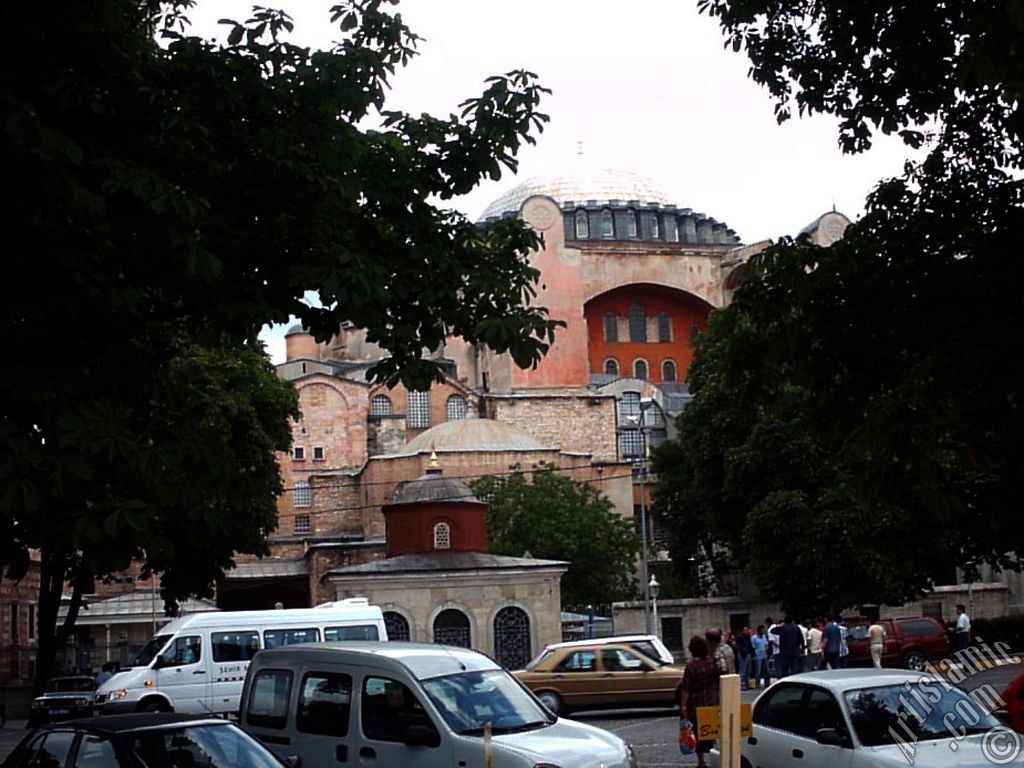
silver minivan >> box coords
[240,642,638,768]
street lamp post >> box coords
[638,457,651,634]
[649,575,660,639]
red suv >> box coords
[845,617,951,670]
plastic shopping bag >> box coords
[678,717,697,754]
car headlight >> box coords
[31,700,44,709]
[626,744,638,768]
[109,689,129,701]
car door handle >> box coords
[792,748,804,758]
[359,747,376,759]
[335,744,347,763]
[192,670,206,675]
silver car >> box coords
[713,668,1018,767]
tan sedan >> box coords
[513,642,684,716]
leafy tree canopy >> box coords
[653,0,1024,615]
[471,466,639,607]
[1,0,555,687]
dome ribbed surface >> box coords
[478,168,674,221]
[404,419,546,453]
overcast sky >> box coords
[185,1,915,360]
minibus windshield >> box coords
[129,634,173,667]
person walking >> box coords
[737,626,754,690]
[868,622,885,668]
[770,616,805,678]
[765,616,780,680]
[838,619,850,669]
[751,626,771,688]
[822,615,841,670]
[95,662,114,687]
[807,620,823,672]
[956,604,972,651]
[706,627,735,675]
[678,635,721,768]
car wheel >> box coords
[537,691,563,717]
[140,699,168,713]
[904,650,927,671]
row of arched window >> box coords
[604,358,677,381]
[383,605,532,669]
[604,304,701,344]
[573,208,680,242]
[369,393,469,427]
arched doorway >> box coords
[384,611,410,642]
[433,608,471,647]
[493,607,531,670]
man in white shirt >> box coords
[956,604,972,651]
[807,621,823,671]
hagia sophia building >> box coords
[211,165,852,667]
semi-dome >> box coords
[479,168,673,221]
[404,419,547,453]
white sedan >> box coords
[712,669,1020,767]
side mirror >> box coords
[153,654,167,669]
[815,728,847,747]
[284,756,302,768]
[404,724,441,748]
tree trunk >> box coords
[33,547,85,696]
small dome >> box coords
[478,168,674,221]
[284,322,309,336]
[389,471,481,506]
[404,419,547,453]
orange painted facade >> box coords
[585,284,711,383]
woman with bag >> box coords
[677,634,720,768]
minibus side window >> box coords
[162,635,202,666]
[297,672,353,737]
[324,625,380,641]
[263,628,319,648]
[247,670,293,730]
[212,631,260,662]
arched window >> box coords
[690,322,701,343]
[294,481,311,508]
[446,395,467,421]
[650,212,660,240]
[493,607,532,670]
[619,391,641,425]
[408,390,430,429]
[662,360,677,382]
[664,215,679,242]
[657,313,672,342]
[604,358,619,376]
[629,302,647,342]
[384,611,410,642]
[634,359,648,380]
[574,209,589,239]
[604,311,618,342]
[433,609,471,647]
[625,209,638,238]
[370,395,392,416]
[601,209,614,238]
[433,522,451,550]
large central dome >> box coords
[478,168,674,222]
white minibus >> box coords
[95,598,386,716]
